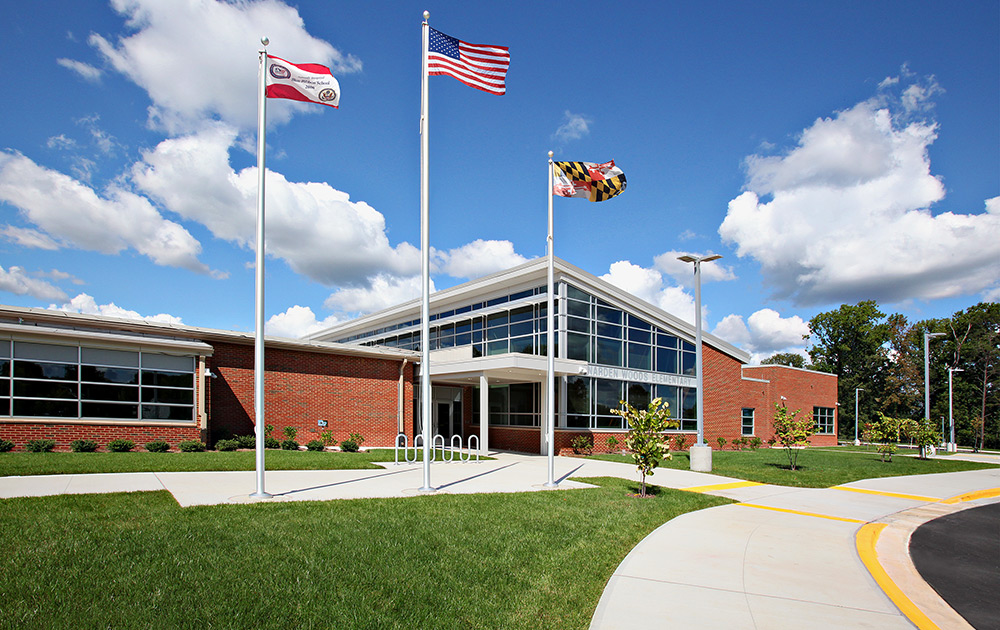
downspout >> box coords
[198,355,208,443]
[398,358,408,435]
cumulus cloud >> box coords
[265,304,341,338]
[553,111,592,143]
[0,266,68,301]
[131,124,419,285]
[712,308,810,363]
[719,78,1000,306]
[0,151,211,273]
[600,260,698,324]
[653,251,737,286]
[433,239,527,279]
[324,273,429,316]
[91,0,361,133]
[50,293,183,324]
[57,58,102,82]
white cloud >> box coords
[49,293,183,324]
[433,239,527,279]
[46,135,77,151]
[57,58,102,82]
[265,305,340,338]
[553,111,592,143]
[131,124,419,285]
[653,250,737,286]
[324,273,429,316]
[0,151,211,274]
[91,0,361,133]
[1,226,60,250]
[600,260,698,324]
[719,79,1000,306]
[0,266,68,301]
[712,308,810,363]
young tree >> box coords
[771,403,814,471]
[868,413,915,463]
[612,397,678,497]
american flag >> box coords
[427,27,509,95]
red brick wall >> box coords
[0,422,200,452]
[739,365,839,447]
[207,342,414,448]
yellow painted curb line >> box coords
[738,503,864,524]
[832,486,942,503]
[856,523,938,630]
[682,480,763,493]
[941,487,1000,505]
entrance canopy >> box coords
[427,347,587,385]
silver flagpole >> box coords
[545,152,557,487]
[418,11,433,492]
[251,38,271,499]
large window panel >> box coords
[14,380,77,399]
[628,343,651,370]
[595,378,623,417]
[657,348,678,374]
[14,399,76,417]
[14,361,77,381]
[596,337,622,367]
[141,405,194,421]
[626,382,651,410]
[566,333,590,362]
[81,383,139,402]
[82,402,139,419]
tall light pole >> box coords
[924,332,945,428]
[948,367,963,452]
[677,253,721,473]
[854,388,864,446]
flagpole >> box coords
[545,151,557,487]
[251,38,271,499]
[418,11,434,493]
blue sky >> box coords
[1,0,997,362]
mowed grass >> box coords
[0,477,729,630]
[588,447,998,488]
[0,448,484,477]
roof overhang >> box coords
[428,347,588,385]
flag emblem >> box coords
[553,160,627,202]
[427,27,509,95]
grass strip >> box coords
[0,477,729,630]
[0,448,484,477]
[588,448,997,488]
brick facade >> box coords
[0,421,201,452]
[207,342,414,448]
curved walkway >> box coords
[1,452,997,628]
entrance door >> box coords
[436,402,453,440]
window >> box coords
[741,408,754,436]
[814,406,835,435]
[1,341,196,422]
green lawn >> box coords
[0,448,484,477]
[0,477,729,630]
[588,447,998,488]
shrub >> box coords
[749,437,763,451]
[571,435,593,455]
[70,439,98,453]
[178,440,206,452]
[106,439,135,453]
[674,435,689,451]
[280,439,300,451]
[766,436,777,448]
[305,439,324,452]
[215,439,239,452]
[282,426,298,441]
[0,439,14,452]
[26,439,57,453]
[606,435,620,452]
[264,437,281,449]
[340,439,360,453]
[319,430,338,447]
[716,436,727,450]
[236,434,256,449]
[348,432,365,447]
[145,440,170,453]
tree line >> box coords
[763,301,999,450]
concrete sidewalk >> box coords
[2,452,998,629]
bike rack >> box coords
[393,433,481,464]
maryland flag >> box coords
[553,160,627,202]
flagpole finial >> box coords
[423,10,429,19]
[261,36,269,46]
[548,150,553,160]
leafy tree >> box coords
[868,413,915,463]
[611,397,678,497]
[771,403,813,471]
[761,352,807,368]
[908,417,941,460]
[806,301,897,439]
[946,303,1000,451]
